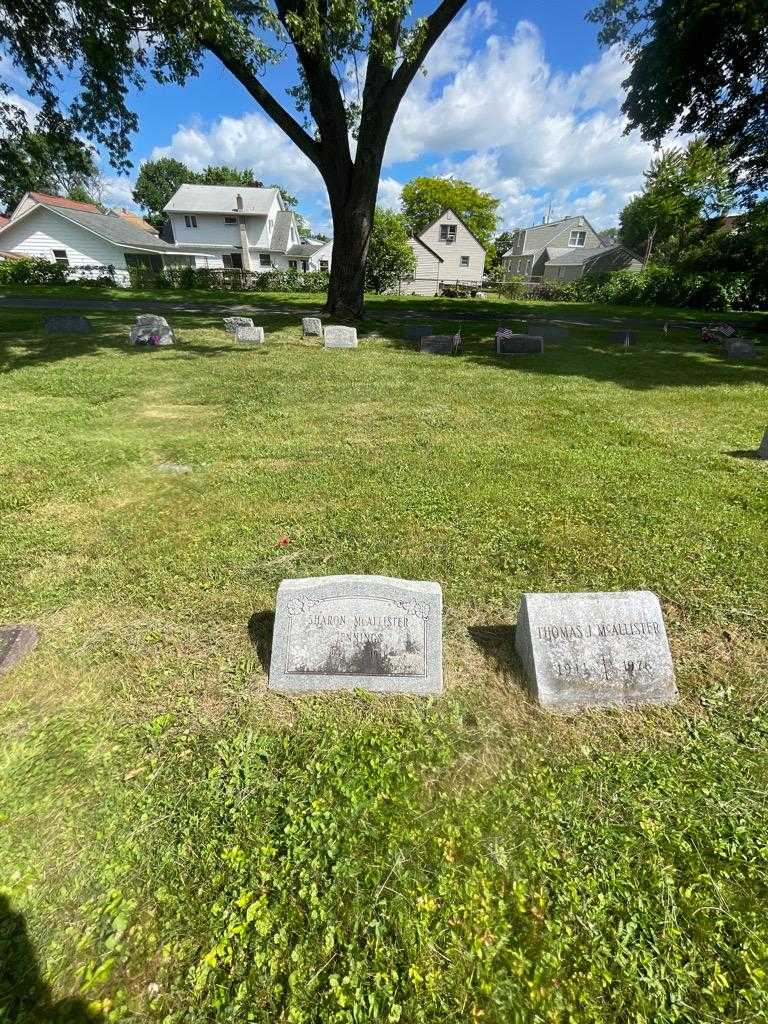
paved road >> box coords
[0,292,757,333]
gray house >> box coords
[502,215,642,282]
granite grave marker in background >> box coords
[223,316,255,333]
[269,575,443,695]
[515,591,677,711]
[324,325,358,348]
[0,624,38,675]
[235,325,265,344]
[42,315,92,333]
[496,329,543,354]
[303,317,323,336]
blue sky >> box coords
[4,1,669,233]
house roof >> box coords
[0,200,211,256]
[417,207,485,249]
[409,236,444,263]
[110,207,158,234]
[28,191,101,214]
[545,243,635,268]
[164,184,280,215]
[502,216,603,258]
[287,242,325,258]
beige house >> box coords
[400,208,486,295]
[502,215,642,282]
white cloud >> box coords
[385,11,675,228]
[376,176,404,210]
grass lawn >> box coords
[3,282,768,326]
[1,306,767,1023]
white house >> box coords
[0,191,207,283]
[400,208,487,295]
[502,215,642,282]
[162,184,332,272]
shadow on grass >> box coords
[468,624,519,677]
[248,611,275,672]
[0,894,100,1023]
[725,448,765,460]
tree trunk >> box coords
[324,169,380,319]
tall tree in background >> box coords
[588,0,768,201]
[133,158,191,227]
[0,120,99,211]
[1,0,469,315]
[401,177,500,247]
[364,208,416,293]
[619,140,734,264]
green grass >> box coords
[2,281,768,326]
[1,306,767,1023]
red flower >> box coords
[277,536,290,548]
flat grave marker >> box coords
[42,315,92,333]
[529,322,568,339]
[496,329,543,355]
[303,317,323,336]
[724,338,757,361]
[420,332,461,355]
[0,624,38,675]
[223,316,254,333]
[235,325,265,344]
[515,590,677,711]
[324,325,358,348]
[269,575,443,696]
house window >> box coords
[319,259,329,271]
[224,216,237,225]
[124,253,163,271]
[440,224,457,243]
[259,253,272,267]
[288,259,298,270]
[52,249,69,265]
[460,255,470,267]
[185,215,198,229]
[222,253,243,269]
[568,230,586,247]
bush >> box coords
[0,256,71,285]
[570,267,765,311]
[126,265,331,294]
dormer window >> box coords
[224,216,237,225]
[568,230,586,247]
[185,215,198,229]
[440,224,457,243]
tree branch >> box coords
[389,0,469,104]
[202,37,322,169]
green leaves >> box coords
[401,176,501,248]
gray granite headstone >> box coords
[496,331,543,354]
[234,325,265,344]
[324,325,358,348]
[303,317,323,336]
[529,322,568,339]
[42,315,92,333]
[223,316,254,333]
[0,624,38,675]
[405,323,434,341]
[515,591,677,711]
[136,314,169,328]
[724,338,756,360]
[130,323,174,346]
[758,429,768,460]
[269,575,443,695]
[420,333,461,355]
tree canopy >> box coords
[400,177,500,248]
[0,122,99,211]
[364,207,416,293]
[588,0,768,200]
[619,140,734,263]
[0,0,469,314]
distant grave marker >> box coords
[495,329,543,354]
[235,325,265,344]
[0,624,38,675]
[324,325,358,348]
[420,332,461,355]
[758,429,768,460]
[303,317,323,336]
[223,316,254,333]
[515,591,677,711]
[42,315,92,333]
[529,322,568,339]
[724,338,757,361]
[269,575,443,695]
[130,314,174,346]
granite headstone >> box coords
[269,575,443,695]
[0,624,38,675]
[758,429,768,460]
[303,317,323,336]
[324,325,358,348]
[724,338,756,361]
[42,315,92,333]
[130,317,174,346]
[223,316,254,333]
[420,332,461,355]
[235,325,265,344]
[496,330,543,354]
[529,322,568,339]
[515,590,677,711]
[136,314,169,328]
